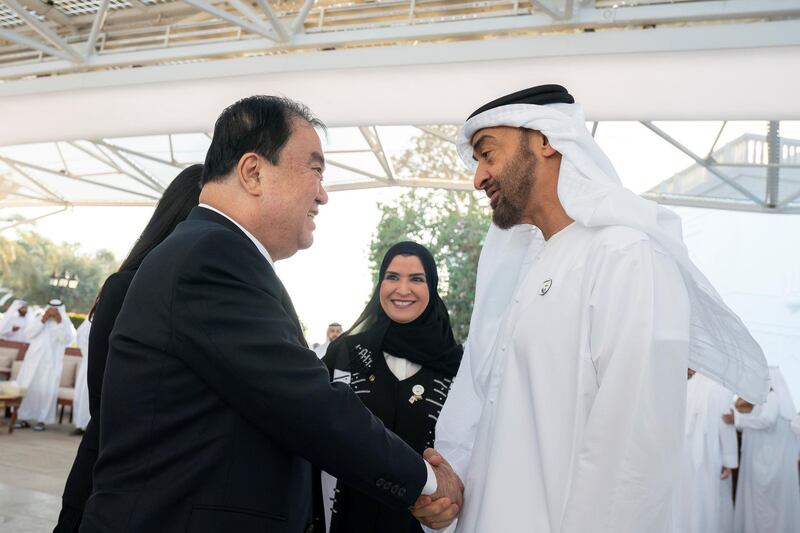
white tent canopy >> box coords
[0,0,799,145]
[1,35,800,146]
[1,0,799,213]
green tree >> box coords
[0,234,15,276]
[368,127,490,342]
[0,230,118,314]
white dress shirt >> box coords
[384,353,422,380]
[198,204,274,267]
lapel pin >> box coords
[540,279,552,295]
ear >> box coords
[236,152,265,196]
[539,134,559,158]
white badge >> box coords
[412,384,425,396]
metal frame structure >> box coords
[1,0,799,80]
[3,121,799,215]
[0,125,473,214]
[642,122,800,214]
[1,0,799,219]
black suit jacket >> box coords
[56,270,135,533]
[80,207,427,533]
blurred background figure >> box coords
[726,366,800,533]
[70,318,92,435]
[15,299,76,431]
[54,163,202,533]
[675,368,738,533]
[0,299,30,342]
[322,241,463,533]
[313,322,343,359]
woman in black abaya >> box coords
[322,241,463,533]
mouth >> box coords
[306,210,318,230]
[390,299,417,308]
[486,186,500,208]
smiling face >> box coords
[256,119,328,259]
[471,126,539,229]
[379,254,430,324]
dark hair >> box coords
[118,164,203,272]
[89,164,202,318]
[202,95,325,184]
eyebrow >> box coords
[385,270,426,277]
[471,134,496,161]
[309,151,326,170]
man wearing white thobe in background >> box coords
[418,85,770,533]
[313,322,343,359]
[0,299,30,342]
[729,366,800,533]
[675,369,737,533]
[72,318,92,432]
[16,299,76,431]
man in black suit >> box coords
[80,96,462,532]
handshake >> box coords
[411,448,464,530]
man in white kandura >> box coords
[424,85,769,533]
[675,369,737,533]
[727,366,800,533]
[0,299,30,342]
[313,322,343,359]
[16,299,76,431]
[72,318,92,433]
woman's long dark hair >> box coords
[89,164,202,318]
[118,164,203,272]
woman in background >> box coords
[322,241,463,533]
[54,164,203,533]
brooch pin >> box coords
[409,384,425,404]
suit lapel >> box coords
[190,206,308,348]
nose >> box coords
[396,278,412,295]
[473,162,490,191]
[317,181,328,205]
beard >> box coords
[490,139,537,229]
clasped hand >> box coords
[411,448,464,530]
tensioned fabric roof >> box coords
[0,0,799,145]
[0,0,799,216]
[3,122,799,215]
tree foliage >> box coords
[369,127,490,342]
[0,229,118,314]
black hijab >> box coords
[337,241,463,376]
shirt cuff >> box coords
[421,459,438,496]
[733,409,743,428]
[721,454,739,469]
